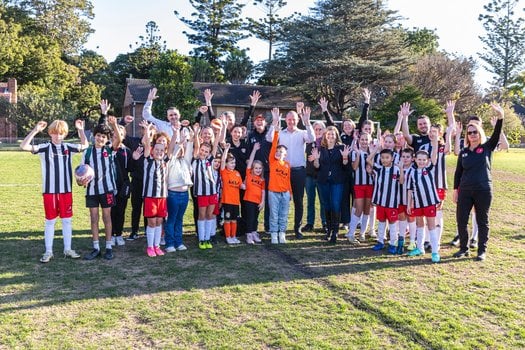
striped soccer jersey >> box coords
[192,156,217,196]
[434,143,447,189]
[400,166,415,206]
[143,156,169,198]
[84,145,117,196]
[372,164,401,208]
[407,163,440,208]
[33,142,83,194]
[352,150,373,185]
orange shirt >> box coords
[244,168,265,204]
[268,130,292,194]
[220,168,242,205]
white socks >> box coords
[416,227,425,252]
[146,226,155,248]
[62,217,72,252]
[205,219,214,240]
[360,214,369,234]
[429,228,439,254]
[388,223,398,246]
[369,207,376,232]
[408,221,417,244]
[377,221,386,244]
[347,214,360,238]
[197,220,205,241]
[44,219,56,253]
[398,220,408,242]
[154,225,162,246]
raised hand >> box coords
[490,102,504,119]
[311,147,320,160]
[490,115,497,127]
[139,120,149,130]
[455,120,463,134]
[369,141,379,154]
[34,121,47,132]
[204,89,213,104]
[123,115,134,124]
[252,142,260,152]
[198,105,208,114]
[224,142,231,151]
[74,119,85,130]
[444,100,455,116]
[147,88,158,102]
[296,102,304,114]
[271,107,281,126]
[362,88,371,104]
[318,97,329,112]
[107,115,118,126]
[249,90,261,105]
[301,106,311,124]
[100,99,111,114]
[340,144,351,158]
[132,146,143,160]
[400,102,413,118]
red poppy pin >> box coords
[439,146,445,153]
[102,151,108,157]
[476,147,483,154]
[206,161,211,167]
[423,170,428,176]
[63,150,69,155]
[392,175,398,180]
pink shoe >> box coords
[154,246,164,256]
[146,247,157,257]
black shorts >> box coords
[222,203,239,221]
[86,193,116,208]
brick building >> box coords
[0,78,18,142]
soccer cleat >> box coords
[205,241,213,249]
[176,244,188,251]
[103,248,114,260]
[387,244,397,254]
[372,242,385,251]
[116,236,126,246]
[63,250,80,259]
[369,230,377,239]
[407,242,416,251]
[252,232,262,243]
[453,249,470,258]
[301,224,313,232]
[198,241,207,250]
[431,253,441,263]
[232,237,241,244]
[407,248,424,257]
[347,237,361,245]
[271,232,278,244]
[165,246,176,253]
[154,246,164,256]
[226,237,233,245]
[40,252,54,263]
[146,247,157,257]
[279,232,287,244]
[84,249,101,260]
[359,232,366,242]
[449,235,460,246]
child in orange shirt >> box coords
[221,143,244,244]
[268,108,293,244]
[244,142,266,244]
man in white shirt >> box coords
[142,88,180,138]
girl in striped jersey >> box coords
[398,149,417,252]
[346,132,374,244]
[20,119,89,263]
[407,133,441,262]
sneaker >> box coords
[246,232,255,244]
[424,241,431,251]
[387,244,397,254]
[253,232,262,243]
[40,252,54,263]
[103,248,114,260]
[226,237,234,245]
[476,252,486,261]
[396,240,405,255]
[369,230,377,239]
[84,249,101,260]
[449,235,460,246]
[453,249,470,258]
[146,247,157,257]
[154,246,165,256]
[278,232,287,244]
[232,237,241,244]
[176,244,187,251]
[407,248,423,257]
[301,224,313,232]
[110,236,116,246]
[407,242,416,251]
[165,246,176,253]
[160,236,166,246]
[359,232,366,242]
[205,241,213,249]
[198,241,207,250]
[372,242,385,251]
[347,237,361,245]
[469,239,478,249]
[294,230,303,239]
[63,249,80,259]
[116,236,126,246]
[126,233,139,241]
[431,253,441,263]
[271,233,278,244]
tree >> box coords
[149,51,200,120]
[265,0,411,116]
[222,48,253,84]
[478,0,525,88]
[188,57,218,82]
[474,102,525,145]
[175,0,247,73]
[246,0,291,61]
[404,27,439,56]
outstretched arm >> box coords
[356,88,371,131]
[400,102,414,146]
[319,97,335,127]
[241,90,261,128]
[75,119,89,150]
[220,143,231,170]
[20,121,47,152]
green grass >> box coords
[1,150,524,349]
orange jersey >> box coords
[220,168,242,205]
[244,168,265,204]
[268,130,292,194]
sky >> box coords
[83,0,520,89]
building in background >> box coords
[0,78,18,143]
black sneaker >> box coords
[126,233,139,241]
[450,235,460,247]
[295,229,304,239]
[475,252,486,261]
[469,239,478,249]
[424,241,431,251]
[103,248,114,260]
[301,224,313,232]
[453,249,470,258]
[84,249,100,260]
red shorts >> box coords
[398,204,414,218]
[354,185,373,199]
[144,197,167,218]
[376,205,398,223]
[43,193,73,220]
[412,205,437,218]
[437,188,447,201]
[197,194,218,208]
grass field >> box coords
[1,149,524,349]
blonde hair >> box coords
[48,120,68,136]
[465,122,487,147]
[321,126,342,148]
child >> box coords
[220,144,244,245]
[244,142,265,244]
[268,108,292,244]
[367,146,404,253]
[20,119,88,263]
[407,134,441,262]
[398,148,417,252]
[83,116,122,261]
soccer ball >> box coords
[74,164,94,186]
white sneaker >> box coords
[176,244,187,251]
[246,232,255,244]
[165,246,176,253]
[232,237,241,244]
[110,236,116,246]
[63,249,80,259]
[253,232,262,243]
[226,237,234,245]
[160,236,166,245]
[347,236,361,245]
[40,251,53,263]
[271,232,278,244]
[359,232,366,242]
[369,230,378,239]
[116,236,126,246]
[278,232,287,244]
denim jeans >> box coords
[165,190,189,248]
[305,175,326,226]
[318,181,343,214]
[268,191,290,233]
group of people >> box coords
[22,87,506,264]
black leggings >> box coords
[245,201,260,232]
[456,189,492,254]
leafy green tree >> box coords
[223,48,253,84]
[478,0,525,88]
[475,102,524,145]
[404,27,439,56]
[149,51,200,120]
[188,57,218,82]
[175,0,247,73]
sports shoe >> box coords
[449,235,460,246]
[387,244,397,254]
[154,246,165,256]
[301,224,313,232]
[431,253,441,263]
[369,230,377,239]
[205,241,213,249]
[63,249,80,259]
[359,232,366,242]
[424,241,431,251]
[294,230,303,239]
[126,233,140,241]
[407,248,423,256]
[110,236,116,246]
[246,232,255,244]
[103,248,114,260]
[253,232,262,243]
[372,242,385,251]
[278,232,287,244]
[232,237,241,244]
[476,252,486,261]
[176,244,187,251]
[198,241,207,250]
[84,249,101,260]
[453,249,470,258]
[160,236,166,246]
[347,237,361,245]
[271,233,278,244]
[226,237,234,245]
[396,239,405,255]
[165,246,176,253]
[407,242,416,251]
[469,239,478,249]
[116,236,126,246]
[146,247,157,257]
[40,252,54,263]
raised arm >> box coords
[247,142,260,170]
[168,126,181,158]
[356,88,371,131]
[75,119,89,150]
[220,143,231,171]
[141,121,153,158]
[319,97,335,127]
[490,115,509,151]
[393,110,403,135]
[241,90,261,127]
[444,124,454,155]
[192,124,201,159]
[486,103,504,151]
[400,102,414,146]
[453,120,463,156]
[98,99,111,125]
[429,132,438,165]
[195,105,208,126]
[143,88,165,126]
[301,106,315,142]
[108,116,122,150]
[445,100,456,129]
[20,121,47,152]
[204,88,216,120]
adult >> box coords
[452,103,504,261]
[400,102,431,153]
[266,104,315,238]
[143,88,180,138]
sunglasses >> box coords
[467,130,479,135]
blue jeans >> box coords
[305,175,326,226]
[268,191,290,233]
[165,190,189,248]
[318,182,343,214]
